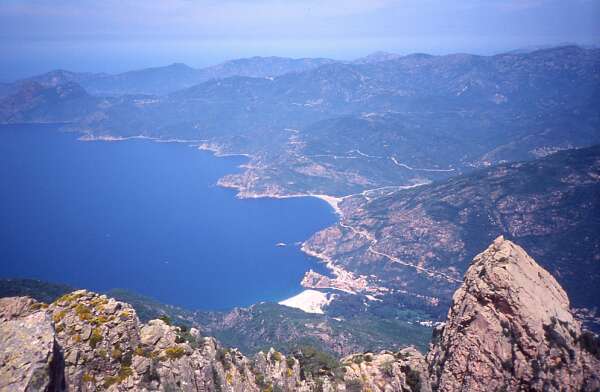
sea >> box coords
[0,123,337,310]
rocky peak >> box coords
[427,236,600,391]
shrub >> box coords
[293,346,342,381]
[118,366,133,379]
[158,315,172,325]
[402,365,421,392]
[75,304,92,322]
[102,366,133,388]
[352,355,364,365]
[286,356,295,369]
[54,292,84,305]
[111,347,122,360]
[52,310,67,324]
[89,328,103,348]
[175,326,199,348]
[271,351,282,362]
[165,346,185,360]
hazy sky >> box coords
[1,0,599,80]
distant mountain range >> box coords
[1,45,598,196]
[0,56,339,97]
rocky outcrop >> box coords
[0,298,60,392]
[0,291,428,391]
[427,236,600,391]
[341,348,431,392]
[1,238,599,391]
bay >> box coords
[0,123,336,310]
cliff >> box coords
[0,291,429,391]
[1,238,599,391]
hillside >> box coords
[1,238,598,391]
[303,145,600,330]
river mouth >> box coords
[0,123,337,310]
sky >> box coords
[1,0,599,81]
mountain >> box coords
[0,70,104,99]
[427,237,600,391]
[0,81,99,123]
[1,56,339,97]
[1,238,598,391]
[352,51,403,64]
[303,145,600,329]
[1,46,598,197]
[79,62,202,96]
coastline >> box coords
[228,189,344,217]
[78,132,202,145]
[77,130,368,311]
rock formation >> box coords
[0,291,425,391]
[427,236,600,391]
[1,237,599,391]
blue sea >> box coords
[0,124,336,310]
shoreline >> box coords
[76,130,380,312]
[229,190,344,217]
[77,132,202,145]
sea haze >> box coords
[0,124,337,310]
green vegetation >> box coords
[54,292,84,305]
[402,365,422,392]
[111,347,122,361]
[103,366,133,388]
[293,346,342,381]
[164,346,185,360]
[286,356,295,369]
[0,279,74,304]
[75,304,92,321]
[89,328,103,348]
[271,351,282,362]
[52,310,67,324]
[29,302,48,311]
[175,325,199,348]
